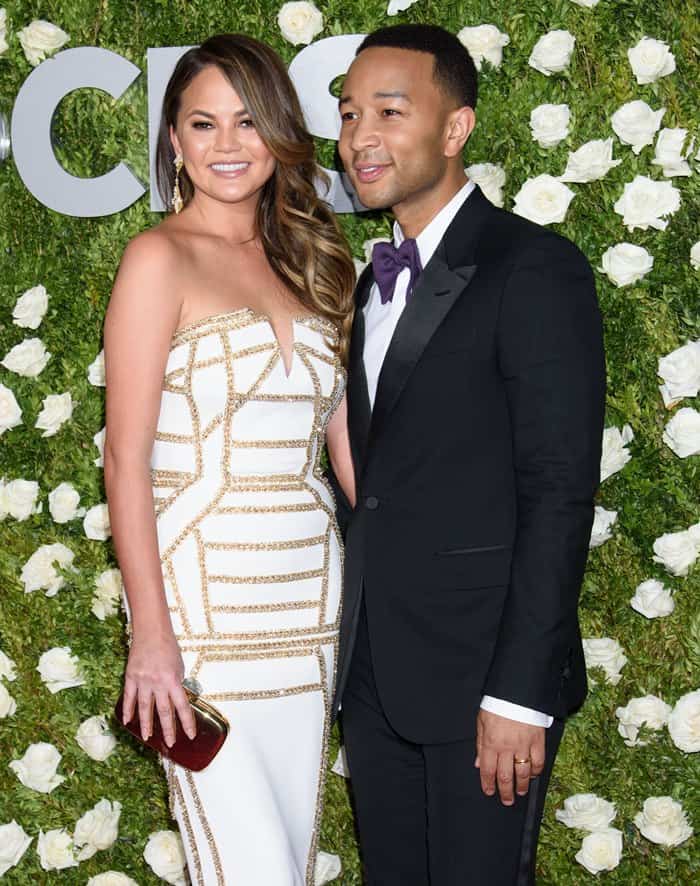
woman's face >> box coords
[170,65,276,210]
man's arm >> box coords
[477,236,606,802]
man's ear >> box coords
[169,124,182,158]
[444,107,476,159]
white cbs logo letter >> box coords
[11,47,145,217]
[147,36,366,214]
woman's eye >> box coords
[192,121,213,129]
[239,119,255,128]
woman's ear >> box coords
[444,107,476,159]
[169,124,182,158]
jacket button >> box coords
[365,496,379,510]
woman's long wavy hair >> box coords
[156,34,355,362]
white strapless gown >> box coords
[149,308,345,885]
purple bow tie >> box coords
[371,238,423,305]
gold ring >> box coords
[514,757,531,765]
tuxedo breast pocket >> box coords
[433,544,511,589]
[420,327,477,361]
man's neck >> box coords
[393,170,469,240]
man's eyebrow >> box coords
[338,90,412,106]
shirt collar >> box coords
[393,177,476,267]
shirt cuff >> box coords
[480,696,554,728]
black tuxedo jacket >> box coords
[332,186,606,744]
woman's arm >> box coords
[103,232,195,746]
[326,393,356,509]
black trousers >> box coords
[341,603,565,885]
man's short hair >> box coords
[357,24,478,110]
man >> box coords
[331,24,606,885]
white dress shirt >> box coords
[363,177,553,729]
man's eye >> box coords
[382,108,400,117]
[340,112,357,122]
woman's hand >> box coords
[121,630,197,746]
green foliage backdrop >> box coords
[0,1,698,882]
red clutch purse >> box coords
[115,681,229,771]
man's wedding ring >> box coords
[514,757,531,765]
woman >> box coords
[103,34,355,885]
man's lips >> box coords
[354,163,390,184]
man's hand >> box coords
[475,709,545,806]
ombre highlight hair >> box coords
[155,33,354,362]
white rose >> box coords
[630,579,675,619]
[0,479,41,521]
[35,392,73,437]
[331,746,350,777]
[611,100,665,154]
[277,1,323,46]
[529,103,571,148]
[17,19,69,66]
[9,742,65,793]
[614,175,681,232]
[94,426,106,467]
[12,285,49,329]
[569,0,600,6]
[653,128,692,177]
[512,175,575,226]
[658,340,700,407]
[48,482,85,523]
[575,828,623,874]
[1,337,51,377]
[92,568,123,621]
[76,714,117,761]
[528,30,575,76]
[37,828,77,871]
[628,36,676,85]
[634,797,693,846]
[87,874,139,886]
[20,542,75,596]
[663,407,700,458]
[0,683,17,718]
[600,424,633,481]
[559,138,622,183]
[143,830,187,886]
[615,694,672,746]
[88,350,106,387]
[599,243,654,287]
[589,506,618,548]
[0,383,23,435]
[457,25,510,71]
[582,637,627,685]
[652,522,700,576]
[84,503,112,540]
[0,648,17,681]
[691,242,700,270]
[387,0,419,14]
[0,820,32,877]
[362,237,391,264]
[668,689,700,752]
[466,163,506,207]
[315,850,342,884]
[37,646,85,693]
[555,793,617,831]
[74,799,122,861]
[0,9,7,56]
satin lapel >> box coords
[369,245,477,443]
[347,266,373,472]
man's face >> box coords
[338,47,455,212]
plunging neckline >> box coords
[172,306,316,378]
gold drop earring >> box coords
[172,154,184,214]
